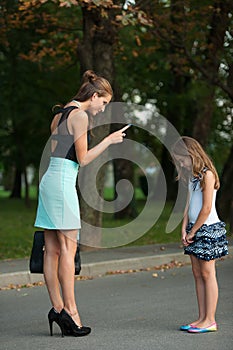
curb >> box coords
[80,252,191,276]
[0,252,190,288]
[0,247,232,289]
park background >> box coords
[0,0,232,259]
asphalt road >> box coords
[0,257,232,350]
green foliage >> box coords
[0,0,232,218]
[0,1,232,175]
[0,0,82,192]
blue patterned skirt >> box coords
[184,222,228,261]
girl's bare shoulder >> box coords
[204,169,215,185]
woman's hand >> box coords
[106,125,131,145]
[76,124,131,167]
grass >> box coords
[0,196,37,259]
[0,186,184,260]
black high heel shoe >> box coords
[48,308,64,337]
[59,309,91,337]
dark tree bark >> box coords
[77,3,120,249]
[217,144,233,234]
[192,89,215,147]
[23,167,30,207]
[110,87,137,219]
[156,72,192,201]
[193,1,231,146]
[191,1,233,229]
[154,0,189,201]
[113,158,137,219]
[10,167,22,199]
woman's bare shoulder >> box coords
[70,109,88,125]
[69,109,89,134]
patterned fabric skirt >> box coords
[184,221,228,261]
[34,157,80,230]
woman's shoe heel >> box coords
[49,319,53,336]
[48,308,64,337]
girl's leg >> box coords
[197,259,218,327]
[44,229,63,312]
[189,255,206,325]
[57,230,82,327]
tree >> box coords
[0,0,81,201]
[131,0,233,216]
[75,2,117,248]
[1,0,232,230]
[75,0,140,247]
[217,144,233,233]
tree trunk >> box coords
[154,0,189,201]
[192,88,215,147]
[77,4,119,250]
[192,1,233,230]
[23,167,30,207]
[217,144,233,234]
[193,1,231,146]
[10,167,22,199]
[110,85,137,219]
[113,158,137,219]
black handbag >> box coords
[29,231,81,275]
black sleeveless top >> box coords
[51,106,79,163]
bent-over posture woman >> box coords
[34,70,130,337]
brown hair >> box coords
[53,70,112,110]
[52,70,113,133]
[72,70,113,102]
[171,136,220,190]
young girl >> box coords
[172,136,228,334]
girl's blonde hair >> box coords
[171,136,220,190]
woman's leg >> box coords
[44,229,63,312]
[57,230,82,327]
[197,259,218,327]
[190,255,206,325]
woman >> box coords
[34,70,130,337]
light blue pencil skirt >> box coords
[34,157,81,230]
